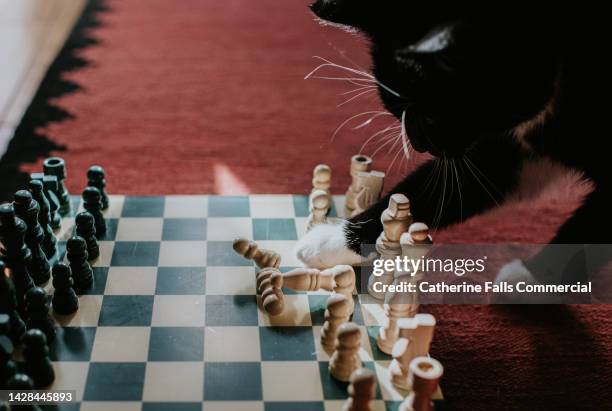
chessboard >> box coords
[19,194,443,411]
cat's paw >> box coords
[494,259,560,303]
[495,259,539,286]
[295,222,363,269]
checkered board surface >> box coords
[24,195,443,411]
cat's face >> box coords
[311,0,560,157]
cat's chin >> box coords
[295,221,363,269]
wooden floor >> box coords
[0,0,85,157]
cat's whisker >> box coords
[309,75,376,87]
[451,158,464,221]
[338,88,377,107]
[400,111,411,161]
[367,133,400,159]
[341,85,378,96]
[331,111,390,142]
[357,123,402,152]
[462,156,499,206]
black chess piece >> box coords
[51,263,79,315]
[43,157,71,215]
[66,236,93,293]
[31,173,62,230]
[6,373,42,411]
[28,179,57,259]
[82,186,106,237]
[0,314,16,389]
[22,329,55,388]
[14,190,51,285]
[0,204,35,313]
[0,262,26,345]
[24,287,56,344]
[87,165,109,210]
[75,212,100,260]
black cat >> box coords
[296,0,611,286]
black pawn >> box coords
[75,212,99,260]
[0,262,26,345]
[28,179,57,259]
[43,157,71,215]
[51,263,79,315]
[14,190,51,285]
[24,287,56,344]
[0,204,35,313]
[0,314,16,389]
[66,236,93,293]
[82,186,106,237]
[87,165,109,210]
[6,373,42,411]
[22,329,55,388]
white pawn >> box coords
[329,322,362,382]
[311,164,332,195]
[320,293,351,352]
[343,368,376,411]
[307,189,331,231]
[398,357,443,411]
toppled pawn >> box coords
[28,180,57,259]
[0,263,26,345]
[43,157,71,214]
[87,165,109,210]
[82,187,106,238]
[344,368,376,411]
[25,287,56,344]
[0,315,17,388]
[256,267,285,315]
[6,373,42,411]
[14,190,51,285]
[329,322,362,382]
[66,236,94,293]
[320,293,351,352]
[51,263,79,315]
[75,212,100,260]
[232,238,280,269]
[22,329,55,388]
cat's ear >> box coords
[310,0,372,31]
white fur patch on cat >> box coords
[495,259,539,285]
[295,222,363,269]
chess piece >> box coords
[352,170,385,217]
[320,293,351,352]
[232,238,281,269]
[377,277,416,354]
[256,267,285,315]
[28,180,57,259]
[344,368,376,411]
[25,287,56,343]
[75,212,100,260]
[307,189,331,231]
[0,204,35,313]
[51,263,79,315]
[390,314,437,390]
[368,194,412,299]
[43,157,71,215]
[82,187,106,238]
[0,263,26,345]
[0,314,16,388]
[14,190,52,285]
[66,236,93,293]
[329,322,362,382]
[22,329,55,388]
[6,373,42,411]
[345,155,372,217]
[31,173,62,230]
[311,164,332,195]
[398,357,443,411]
[87,165,109,210]
[273,265,356,313]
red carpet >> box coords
[18,0,612,408]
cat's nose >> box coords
[310,0,368,30]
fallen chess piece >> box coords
[352,170,385,217]
[257,267,285,315]
[329,322,362,382]
[43,157,71,215]
[233,238,281,269]
[343,367,376,411]
[398,357,443,411]
[345,155,373,217]
[320,293,351,352]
